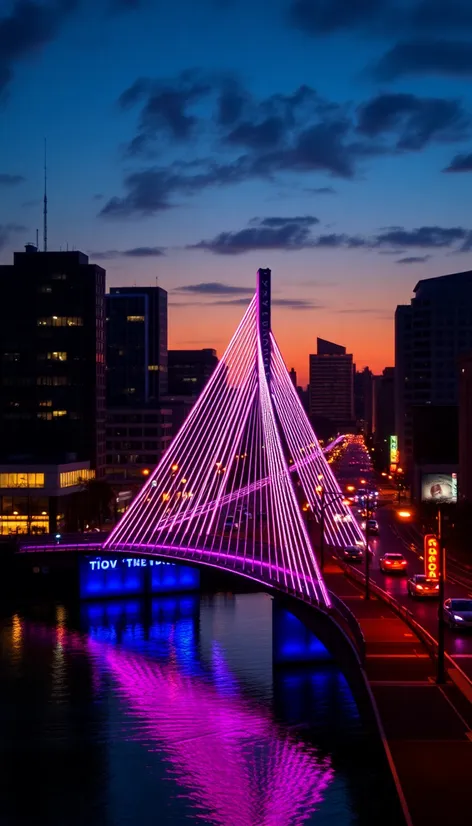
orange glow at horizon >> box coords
[168,302,394,386]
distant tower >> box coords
[43,139,48,252]
[289,367,297,387]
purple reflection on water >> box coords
[89,639,333,826]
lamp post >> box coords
[360,490,376,600]
[436,506,446,685]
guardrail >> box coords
[328,590,366,666]
[338,557,472,692]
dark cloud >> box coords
[250,215,319,227]
[396,255,431,264]
[188,217,319,255]
[119,70,213,154]
[357,93,469,150]
[89,246,164,260]
[0,173,24,186]
[100,160,253,217]
[107,75,467,217]
[289,0,382,34]
[372,40,472,81]
[0,0,77,93]
[217,79,249,126]
[304,186,336,194]
[374,226,467,248]
[290,1,472,39]
[443,152,472,172]
[175,282,253,295]
[226,117,286,150]
[187,218,472,256]
[188,218,367,255]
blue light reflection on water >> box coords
[0,593,402,826]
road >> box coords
[332,436,472,683]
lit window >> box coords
[0,473,45,488]
[39,400,52,408]
[148,365,159,371]
[127,315,145,322]
[48,352,67,361]
[52,410,67,417]
[60,469,95,488]
[2,353,20,362]
[37,412,53,420]
[37,317,83,327]
[124,387,136,394]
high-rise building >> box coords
[289,367,297,387]
[354,367,374,433]
[372,367,395,469]
[395,271,472,473]
[106,286,168,405]
[459,353,472,503]
[168,349,218,397]
[309,338,354,435]
[105,405,173,491]
[0,246,106,534]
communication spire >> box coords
[43,138,48,252]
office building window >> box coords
[126,315,145,322]
[60,469,95,488]
[0,473,45,488]
[37,317,83,327]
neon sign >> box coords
[389,435,399,471]
[79,555,200,599]
[424,534,439,579]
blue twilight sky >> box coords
[2,0,472,382]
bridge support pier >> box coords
[272,601,333,665]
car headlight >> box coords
[453,614,464,622]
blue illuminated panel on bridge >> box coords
[79,555,200,599]
[272,604,331,664]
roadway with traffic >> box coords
[332,436,472,682]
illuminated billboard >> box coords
[389,435,399,471]
[79,555,200,599]
[421,473,458,503]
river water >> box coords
[0,592,400,826]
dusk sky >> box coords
[2,0,472,383]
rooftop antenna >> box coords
[43,138,48,252]
[36,229,39,249]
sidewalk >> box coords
[324,560,472,826]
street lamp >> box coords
[360,489,377,600]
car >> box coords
[407,574,439,598]
[379,553,407,573]
[443,598,472,629]
[366,519,379,535]
[342,545,364,562]
[361,518,379,534]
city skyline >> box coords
[3,1,472,381]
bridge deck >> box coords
[324,558,472,826]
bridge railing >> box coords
[327,591,366,665]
